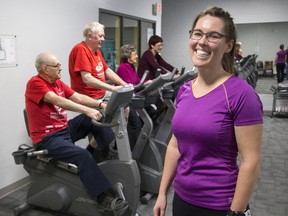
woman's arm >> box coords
[153,134,180,216]
[156,54,175,73]
[274,52,279,65]
[144,51,169,75]
[230,124,263,212]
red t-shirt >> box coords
[25,75,75,144]
[69,41,109,99]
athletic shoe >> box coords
[98,194,129,216]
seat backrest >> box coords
[23,109,30,137]
[264,61,273,70]
[257,61,263,69]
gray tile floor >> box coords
[1,76,288,216]
[255,76,276,95]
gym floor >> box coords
[0,77,287,216]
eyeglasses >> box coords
[189,30,226,43]
[155,42,164,47]
[90,33,105,39]
[46,63,61,68]
[130,52,138,57]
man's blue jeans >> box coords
[35,114,115,198]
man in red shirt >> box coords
[69,21,127,99]
[69,22,129,153]
[25,52,129,215]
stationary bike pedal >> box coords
[13,203,31,216]
[114,182,125,200]
[140,193,153,204]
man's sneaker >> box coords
[98,194,129,216]
[106,146,118,160]
[93,148,118,162]
[103,141,118,160]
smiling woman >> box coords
[153,6,263,216]
[189,8,236,75]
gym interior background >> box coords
[0,0,288,202]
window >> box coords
[100,9,155,71]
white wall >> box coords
[0,0,161,191]
[236,22,288,64]
[161,0,288,71]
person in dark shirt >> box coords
[137,35,180,119]
[138,35,177,80]
[235,41,243,61]
[285,46,288,79]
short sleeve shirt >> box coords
[69,42,109,99]
[172,75,263,210]
[276,50,286,64]
[25,75,75,144]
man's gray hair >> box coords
[83,22,105,37]
[35,52,52,72]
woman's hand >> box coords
[153,194,167,216]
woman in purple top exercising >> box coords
[116,44,141,86]
[116,44,152,148]
[153,6,263,216]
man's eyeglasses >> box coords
[46,63,61,68]
[189,30,226,43]
[90,33,105,39]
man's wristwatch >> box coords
[226,209,245,216]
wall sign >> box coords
[0,35,17,68]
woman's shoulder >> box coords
[225,75,260,103]
[117,63,134,73]
[116,63,127,73]
[178,80,193,94]
[224,75,255,95]
[226,75,248,86]
[277,49,286,54]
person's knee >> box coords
[77,147,93,160]
[92,127,115,144]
